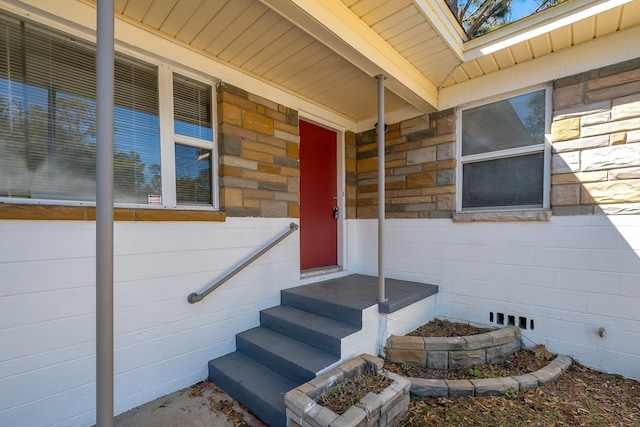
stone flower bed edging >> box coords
[409,354,573,398]
[285,354,410,427]
[386,325,522,370]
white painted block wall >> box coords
[0,217,300,427]
[351,216,640,381]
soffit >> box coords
[87,0,463,123]
[80,0,639,123]
[443,0,640,88]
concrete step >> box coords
[208,351,295,427]
[236,326,339,384]
[281,287,363,327]
[260,305,359,356]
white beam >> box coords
[413,0,467,60]
[259,0,440,112]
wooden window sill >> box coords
[0,203,226,222]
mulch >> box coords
[389,319,640,426]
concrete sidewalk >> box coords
[112,381,266,427]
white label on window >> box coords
[147,195,162,205]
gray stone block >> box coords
[287,406,340,427]
[426,351,448,369]
[285,389,317,418]
[329,405,367,427]
[361,354,384,373]
[424,336,466,351]
[487,326,518,346]
[513,374,539,391]
[448,350,486,369]
[446,379,474,397]
[307,368,346,399]
[498,339,521,358]
[463,334,493,350]
[410,378,448,398]
[378,393,410,427]
[486,346,503,364]
[338,356,366,378]
[531,364,563,384]
[471,378,519,396]
[356,392,382,427]
[550,355,573,372]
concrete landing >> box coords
[286,274,438,314]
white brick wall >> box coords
[351,217,640,380]
[0,218,300,427]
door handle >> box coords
[333,206,339,219]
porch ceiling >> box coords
[85,0,639,123]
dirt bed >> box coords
[391,319,640,426]
[385,349,549,380]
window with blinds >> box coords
[459,89,549,210]
[173,74,213,205]
[0,15,160,204]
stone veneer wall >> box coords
[356,110,457,219]
[356,59,640,219]
[551,58,640,215]
[217,83,300,218]
[345,131,358,219]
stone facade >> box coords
[217,83,300,218]
[356,110,456,219]
[345,131,358,219]
[353,59,640,219]
[551,58,640,215]
[385,325,521,370]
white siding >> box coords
[0,218,299,426]
[352,217,640,381]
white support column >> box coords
[376,75,387,303]
[96,0,115,425]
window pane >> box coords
[0,16,160,204]
[462,153,544,209]
[114,60,160,203]
[175,143,211,205]
[173,74,212,140]
[462,90,546,156]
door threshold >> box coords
[300,265,342,279]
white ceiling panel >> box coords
[81,0,640,121]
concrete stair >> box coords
[208,274,438,426]
[208,287,362,427]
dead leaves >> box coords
[210,399,248,426]
[532,344,555,361]
[395,362,640,427]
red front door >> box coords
[299,120,338,270]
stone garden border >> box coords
[386,325,522,370]
[285,354,411,427]
[384,324,573,397]
[409,355,573,398]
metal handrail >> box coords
[187,222,299,304]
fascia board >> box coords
[464,0,633,61]
[413,0,467,60]
[260,0,441,112]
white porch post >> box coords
[96,0,115,425]
[376,75,387,303]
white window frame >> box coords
[158,65,219,210]
[455,86,552,213]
